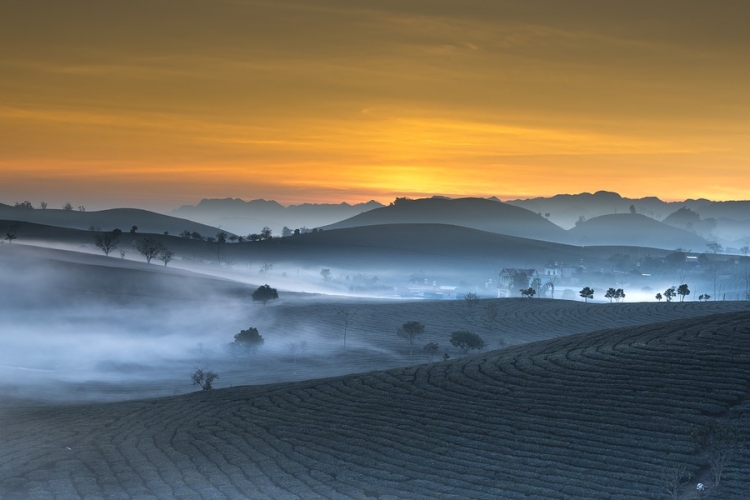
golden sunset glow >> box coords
[2,0,749,210]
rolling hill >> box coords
[0,205,225,237]
[324,197,570,243]
[568,213,708,250]
[173,198,384,235]
[2,310,748,498]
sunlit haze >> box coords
[2,0,749,211]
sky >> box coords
[2,0,749,212]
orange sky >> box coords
[2,0,749,211]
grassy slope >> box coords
[1,311,749,499]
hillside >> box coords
[324,197,570,243]
[0,205,224,237]
[2,310,748,498]
[568,213,708,250]
[507,191,750,241]
[172,198,384,235]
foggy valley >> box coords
[2,194,750,499]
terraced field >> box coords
[2,310,749,499]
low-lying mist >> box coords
[0,248,417,404]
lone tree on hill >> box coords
[677,284,690,302]
[423,342,439,361]
[94,230,121,256]
[159,248,175,266]
[664,286,676,302]
[136,237,163,264]
[232,327,265,363]
[580,287,594,303]
[191,368,218,391]
[450,331,486,353]
[464,292,480,315]
[252,284,279,306]
[655,292,663,302]
[397,321,425,355]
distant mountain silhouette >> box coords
[172,198,384,235]
[324,197,570,243]
[506,191,750,242]
[568,213,708,250]
[0,206,224,236]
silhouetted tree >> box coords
[159,248,175,266]
[482,301,500,330]
[677,284,690,302]
[655,292,663,302]
[260,226,272,240]
[335,307,355,348]
[699,293,711,302]
[464,292,480,315]
[544,275,559,298]
[5,232,17,244]
[605,288,618,303]
[14,201,33,209]
[39,201,47,210]
[423,342,439,361]
[664,286,676,302]
[252,284,278,306]
[397,321,425,355]
[707,242,723,254]
[629,204,636,214]
[94,231,120,256]
[449,331,485,353]
[136,237,163,264]
[63,202,73,211]
[232,327,264,361]
[130,225,138,234]
[191,231,203,240]
[579,287,594,302]
[191,368,218,391]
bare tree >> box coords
[136,237,163,264]
[707,242,723,254]
[335,307,355,348]
[94,230,121,256]
[159,248,175,267]
[464,292,480,316]
[659,464,691,500]
[191,368,218,391]
[482,301,500,330]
